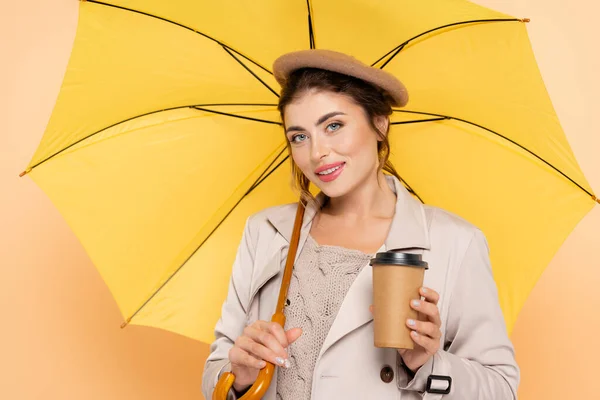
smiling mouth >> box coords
[316,163,345,176]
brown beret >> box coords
[272,49,408,107]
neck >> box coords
[321,170,396,220]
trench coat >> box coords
[202,175,520,399]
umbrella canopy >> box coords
[20,0,597,344]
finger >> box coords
[409,330,440,355]
[252,320,290,352]
[236,334,290,368]
[266,322,290,349]
[243,325,288,360]
[406,319,441,339]
[419,287,440,305]
[410,299,441,326]
[286,327,303,345]
[369,304,374,314]
[229,346,267,370]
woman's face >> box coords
[283,89,387,198]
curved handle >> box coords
[213,313,285,400]
[213,361,275,400]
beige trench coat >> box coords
[202,175,519,399]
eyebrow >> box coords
[285,111,347,134]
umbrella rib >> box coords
[396,175,425,204]
[120,146,290,328]
[220,46,280,97]
[371,18,525,69]
[246,148,289,196]
[20,104,281,175]
[191,107,282,125]
[393,109,595,199]
[391,117,449,125]
[306,0,316,49]
[84,0,272,74]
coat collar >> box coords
[265,174,431,251]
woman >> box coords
[202,49,519,400]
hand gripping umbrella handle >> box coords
[213,200,306,400]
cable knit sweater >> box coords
[275,234,375,400]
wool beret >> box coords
[272,49,408,107]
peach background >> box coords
[1,0,598,398]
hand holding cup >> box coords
[369,286,441,372]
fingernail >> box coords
[407,319,416,326]
[412,300,420,307]
[275,357,290,368]
[411,331,419,337]
[421,287,428,294]
[258,361,267,368]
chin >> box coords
[319,186,348,199]
[310,176,352,199]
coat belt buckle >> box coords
[426,375,452,394]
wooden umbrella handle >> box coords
[213,200,306,400]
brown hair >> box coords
[277,67,403,209]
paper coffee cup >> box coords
[370,251,428,349]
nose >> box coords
[309,135,330,162]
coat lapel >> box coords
[264,175,432,359]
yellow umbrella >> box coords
[20,0,597,345]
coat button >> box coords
[380,365,394,383]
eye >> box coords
[290,133,308,144]
[326,122,343,132]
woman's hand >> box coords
[369,286,442,373]
[399,286,442,372]
[228,320,302,392]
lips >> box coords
[315,162,346,183]
[315,162,345,174]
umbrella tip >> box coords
[120,317,132,329]
[520,18,531,23]
[19,168,31,177]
